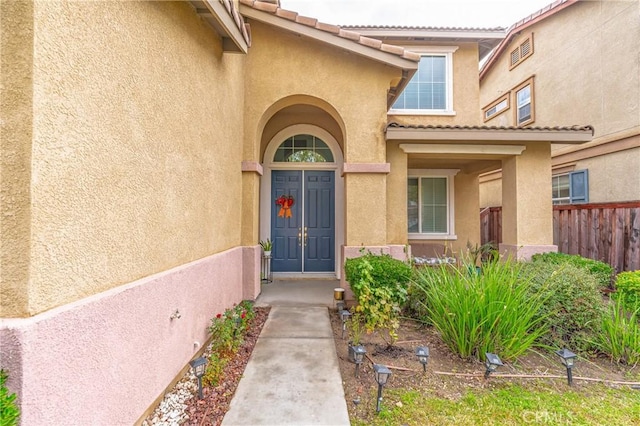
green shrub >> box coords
[1,369,20,426]
[593,298,640,365]
[411,258,548,361]
[613,271,640,314]
[522,261,604,352]
[344,252,412,345]
[531,252,614,290]
[202,352,228,387]
[208,302,255,357]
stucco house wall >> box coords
[479,0,640,207]
[243,20,401,250]
[1,2,255,424]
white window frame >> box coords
[408,169,459,240]
[483,93,510,122]
[389,46,458,116]
[513,76,535,126]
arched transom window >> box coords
[273,134,334,163]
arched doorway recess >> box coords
[261,124,344,278]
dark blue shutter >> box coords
[569,169,589,204]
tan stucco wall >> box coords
[243,21,401,246]
[453,172,481,251]
[480,0,640,203]
[481,145,640,207]
[482,0,639,136]
[386,142,408,244]
[388,42,482,126]
[479,177,502,208]
[574,147,640,203]
[0,0,34,317]
[4,1,247,316]
[502,142,553,245]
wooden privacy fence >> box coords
[480,202,640,273]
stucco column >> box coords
[240,166,261,300]
[1,0,34,318]
[500,142,557,260]
[454,172,481,251]
[386,142,408,246]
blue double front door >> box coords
[271,170,335,273]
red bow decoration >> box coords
[275,195,295,218]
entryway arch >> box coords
[260,124,344,278]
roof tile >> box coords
[252,0,277,13]
[241,0,420,64]
[338,29,361,42]
[295,15,318,27]
[358,36,383,49]
[275,8,298,21]
[386,122,594,134]
[344,25,506,32]
[315,21,341,35]
[380,43,404,56]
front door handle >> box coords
[298,228,302,246]
[304,227,308,245]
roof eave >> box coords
[346,28,506,40]
[190,0,250,54]
[239,4,419,70]
[385,128,594,144]
[480,0,580,79]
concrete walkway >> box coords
[221,280,350,425]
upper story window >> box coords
[390,46,458,115]
[483,93,510,122]
[509,33,534,69]
[514,76,535,126]
[274,134,334,162]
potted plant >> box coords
[259,239,272,257]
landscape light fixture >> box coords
[336,301,345,313]
[349,345,366,377]
[340,309,352,339]
[190,356,207,399]
[415,346,430,372]
[484,352,503,378]
[373,364,392,413]
[555,348,577,386]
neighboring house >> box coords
[1,0,592,423]
[479,0,640,207]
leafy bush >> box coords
[204,301,255,385]
[531,252,614,290]
[411,258,548,361]
[593,298,640,365]
[1,369,20,426]
[522,261,604,352]
[613,271,640,314]
[202,352,228,387]
[344,252,412,345]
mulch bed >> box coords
[183,306,270,426]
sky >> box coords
[280,0,556,28]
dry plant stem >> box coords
[433,371,640,385]
[199,407,210,426]
[365,353,416,372]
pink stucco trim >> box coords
[499,244,558,261]
[342,163,391,174]
[0,247,254,425]
[241,160,263,175]
[243,245,262,300]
